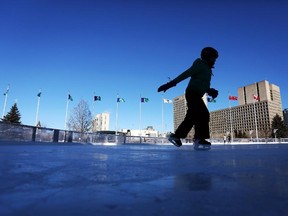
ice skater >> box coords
[157,47,219,148]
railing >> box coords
[0,122,120,144]
[1,122,288,144]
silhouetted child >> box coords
[158,47,219,148]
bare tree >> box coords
[67,100,92,132]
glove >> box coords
[157,81,176,93]
[207,88,218,99]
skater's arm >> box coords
[172,59,203,84]
[172,66,196,84]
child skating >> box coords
[157,47,219,150]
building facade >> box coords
[92,112,110,132]
[173,80,283,139]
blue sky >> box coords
[1,0,288,132]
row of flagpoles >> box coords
[1,85,174,132]
[116,94,173,135]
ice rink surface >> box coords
[1,142,288,216]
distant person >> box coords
[228,134,231,143]
[223,135,227,144]
[157,47,219,147]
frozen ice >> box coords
[0,141,288,216]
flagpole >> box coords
[64,93,69,130]
[253,83,259,142]
[35,89,41,125]
[162,96,164,137]
[253,100,259,142]
[116,94,119,135]
[253,90,259,143]
[93,92,95,119]
[2,85,9,118]
[228,92,234,143]
[2,94,8,118]
[139,94,142,136]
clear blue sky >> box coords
[1,0,287,132]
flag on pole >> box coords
[253,94,260,101]
[163,98,173,104]
[229,96,238,100]
[36,90,41,125]
[117,97,125,103]
[141,97,149,103]
[3,85,9,96]
[94,96,101,101]
[208,98,216,103]
[68,94,73,101]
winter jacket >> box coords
[172,58,213,96]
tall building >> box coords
[173,80,283,139]
[211,80,283,138]
[92,112,110,132]
[238,80,282,109]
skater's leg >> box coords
[194,100,210,140]
[174,91,200,138]
[174,108,195,138]
[193,100,211,150]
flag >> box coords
[117,97,125,102]
[141,97,149,103]
[208,98,216,103]
[229,96,238,100]
[253,94,260,101]
[37,91,42,97]
[3,86,9,96]
[68,94,73,101]
[94,96,101,101]
[163,98,173,104]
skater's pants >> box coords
[175,90,210,139]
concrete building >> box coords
[92,112,110,132]
[173,80,283,139]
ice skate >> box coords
[168,133,182,147]
[193,139,211,151]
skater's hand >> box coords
[157,81,176,93]
[207,88,218,99]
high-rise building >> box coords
[173,80,283,139]
[238,80,282,109]
[92,112,110,132]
